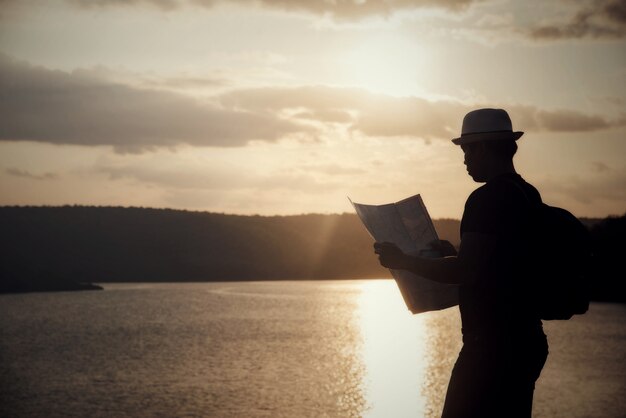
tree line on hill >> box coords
[0,206,623,303]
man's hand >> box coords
[374,242,412,270]
[420,239,458,257]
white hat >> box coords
[452,108,523,145]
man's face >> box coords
[461,142,488,182]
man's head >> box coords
[453,109,522,182]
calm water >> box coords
[1,280,624,418]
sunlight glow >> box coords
[341,36,426,97]
[358,279,430,417]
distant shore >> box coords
[0,279,103,294]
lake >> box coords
[1,280,625,417]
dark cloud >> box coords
[0,55,310,153]
[534,109,625,132]
[66,0,480,19]
[509,106,626,133]
[530,0,626,40]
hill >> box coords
[0,206,623,303]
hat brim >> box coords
[452,131,523,145]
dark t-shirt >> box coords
[459,173,543,339]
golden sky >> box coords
[0,0,625,218]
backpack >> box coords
[530,204,592,320]
[508,180,592,320]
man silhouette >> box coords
[374,108,548,417]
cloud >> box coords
[220,86,625,138]
[446,0,626,43]
[67,0,180,10]
[73,66,231,91]
[350,96,466,140]
[298,163,366,176]
[2,55,623,153]
[66,0,482,19]
[5,168,58,180]
[97,160,341,193]
[529,0,626,40]
[0,54,310,153]
[218,86,468,140]
[509,106,626,133]
[293,109,354,124]
[539,165,626,207]
[99,163,250,190]
[591,161,611,173]
[532,109,625,132]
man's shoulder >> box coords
[491,173,541,205]
[467,175,518,201]
[482,174,537,197]
[466,173,537,212]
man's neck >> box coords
[485,162,516,182]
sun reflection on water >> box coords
[357,279,431,417]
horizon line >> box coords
[1,203,622,221]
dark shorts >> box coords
[441,334,548,418]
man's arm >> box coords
[374,232,497,285]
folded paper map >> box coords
[350,194,459,314]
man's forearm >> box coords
[404,255,474,285]
[375,241,478,285]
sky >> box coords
[0,0,625,218]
